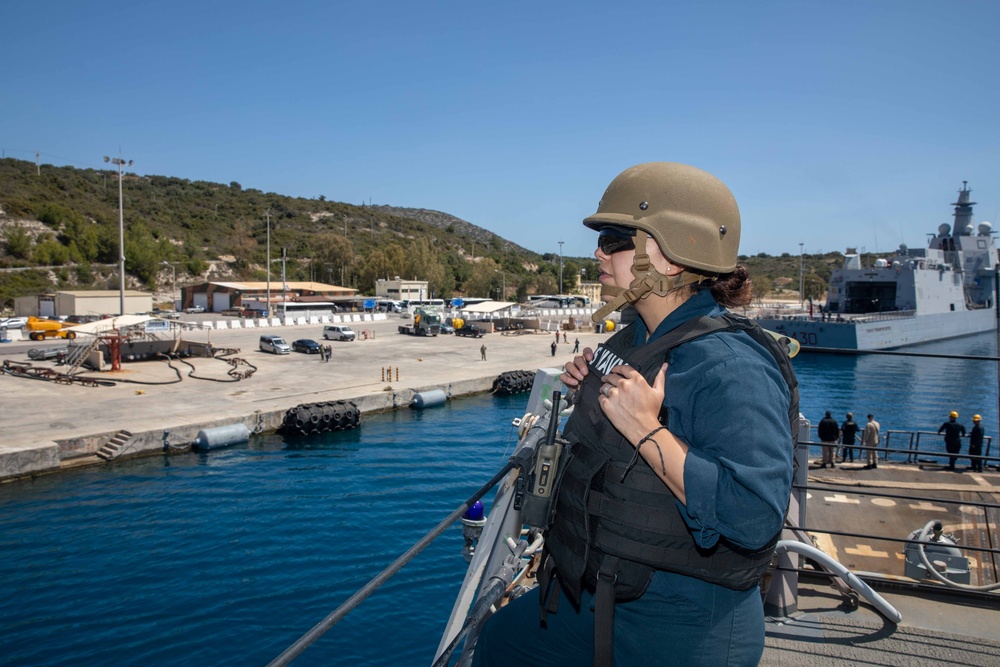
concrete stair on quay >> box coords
[96,430,134,461]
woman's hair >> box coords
[693,264,753,308]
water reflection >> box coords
[793,331,999,449]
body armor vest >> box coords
[542,314,797,611]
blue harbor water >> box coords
[1,331,998,666]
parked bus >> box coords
[401,298,445,310]
[273,302,341,317]
[527,295,590,308]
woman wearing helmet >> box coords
[473,163,795,666]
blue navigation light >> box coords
[463,500,485,522]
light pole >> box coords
[798,242,804,308]
[495,269,506,301]
[558,241,564,295]
[281,247,288,318]
[265,210,272,318]
[104,154,133,315]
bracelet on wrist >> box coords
[637,425,669,475]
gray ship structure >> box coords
[757,182,998,350]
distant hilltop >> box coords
[369,205,534,255]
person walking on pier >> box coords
[818,411,839,468]
[969,414,985,472]
[840,412,859,463]
[938,410,966,471]
[863,414,880,469]
[480,344,487,361]
[573,338,580,354]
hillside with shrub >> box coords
[0,157,868,310]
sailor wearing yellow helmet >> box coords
[969,414,985,472]
[938,410,966,471]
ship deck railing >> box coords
[767,436,1000,625]
[803,424,996,466]
[756,309,917,324]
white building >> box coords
[15,290,152,318]
[375,277,430,303]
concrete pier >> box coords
[0,315,596,481]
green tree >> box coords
[33,236,70,265]
[36,203,79,228]
[75,261,94,284]
[231,220,258,268]
[404,238,447,297]
[312,233,355,286]
[358,249,392,292]
[751,274,774,302]
[3,225,32,259]
[95,224,120,264]
[803,272,826,302]
[61,216,100,262]
[463,258,501,298]
[125,221,166,286]
[534,273,558,295]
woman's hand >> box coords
[559,347,595,388]
[599,362,688,501]
[598,363,667,441]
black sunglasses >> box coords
[597,226,636,255]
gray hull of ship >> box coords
[757,307,997,350]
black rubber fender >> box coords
[279,400,361,436]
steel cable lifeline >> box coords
[266,447,534,667]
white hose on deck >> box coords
[775,540,902,624]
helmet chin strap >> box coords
[591,230,709,323]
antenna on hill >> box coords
[36,152,40,176]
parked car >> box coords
[440,323,455,334]
[151,309,181,319]
[0,316,28,330]
[322,325,356,341]
[455,325,485,338]
[184,305,205,314]
[292,338,322,354]
[259,335,291,354]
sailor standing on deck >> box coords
[840,412,859,463]
[473,162,795,667]
[863,414,881,469]
[968,414,984,472]
[817,411,839,468]
[938,411,966,471]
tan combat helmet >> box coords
[584,162,742,323]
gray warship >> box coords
[757,182,998,350]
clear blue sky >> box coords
[3,1,999,260]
